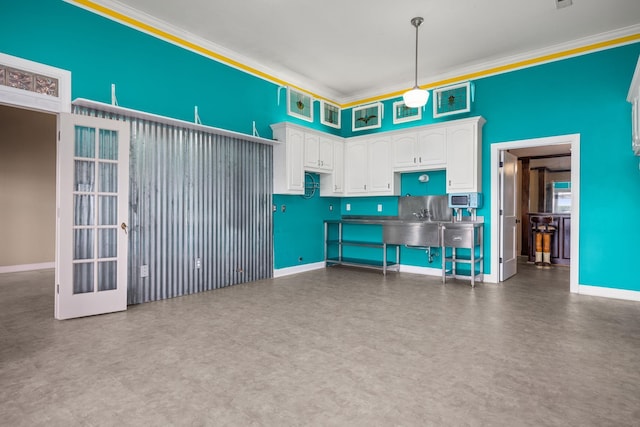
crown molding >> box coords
[65,1,640,108]
[341,24,640,107]
[65,0,343,103]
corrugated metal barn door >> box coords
[74,106,273,304]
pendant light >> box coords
[403,17,429,108]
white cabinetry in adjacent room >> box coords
[271,123,304,194]
[445,117,485,193]
[392,127,447,171]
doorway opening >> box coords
[0,104,57,273]
[490,134,580,293]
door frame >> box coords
[489,134,580,293]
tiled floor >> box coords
[1,262,639,426]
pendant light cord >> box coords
[411,17,424,90]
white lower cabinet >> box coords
[445,117,485,193]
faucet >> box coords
[413,208,432,220]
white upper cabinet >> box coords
[318,137,334,170]
[304,133,334,172]
[345,135,399,196]
[345,139,369,194]
[392,127,446,171]
[272,116,484,196]
[368,136,394,194]
[320,138,344,196]
[392,132,418,169]
[445,117,485,193]
[417,127,447,167]
[271,123,304,195]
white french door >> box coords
[499,150,518,281]
[55,114,130,319]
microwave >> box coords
[448,193,483,209]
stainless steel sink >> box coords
[383,221,441,247]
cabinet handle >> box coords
[419,157,422,163]
[387,183,390,189]
[364,184,367,190]
[334,184,337,191]
[413,157,416,163]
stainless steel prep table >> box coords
[324,219,401,275]
[441,222,484,287]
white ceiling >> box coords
[92,0,640,104]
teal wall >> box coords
[2,1,640,291]
[339,44,640,291]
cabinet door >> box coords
[345,140,368,194]
[286,127,305,193]
[320,138,344,196]
[303,132,320,169]
[446,123,476,192]
[392,132,418,170]
[332,139,344,193]
[368,136,393,193]
[417,127,446,167]
[318,136,334,170]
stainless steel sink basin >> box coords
[383,221,441,247]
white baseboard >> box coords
[0,262,55,274]
[578,284,640,302]
[273,262,326,278]
[398,264,443,277]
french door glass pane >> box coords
[73,262,94,294]
[98,162,117,193]
[73,229,94,260]
[98,229,117,258]
[99,129,118,160]
[74,126,95,158]
[74,160,95,192]
[98,196,117,225]
[98,261,117,291]
[74,195,94,226]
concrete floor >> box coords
[1,262,639,426]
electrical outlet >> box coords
[346,203,351,211]
[377,204,383,212]
[329,204,333,211]
[281,205,286,213]
[140,265,148,278]
[195,258,201,269]
[272,204,276,212]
